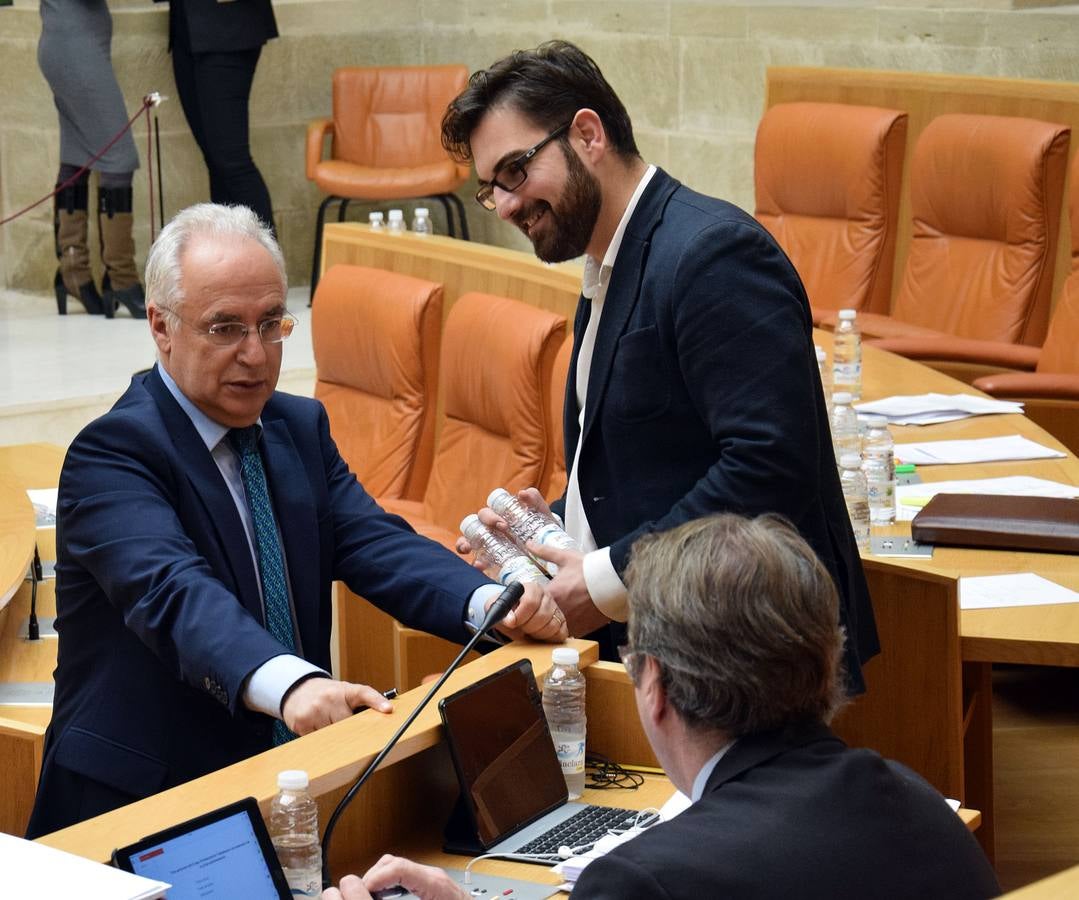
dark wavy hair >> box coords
[441,40,639,163]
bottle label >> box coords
[552,735,586,775]
[497,558,548,585]
[833,361,862,383]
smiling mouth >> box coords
[518,205,549,236]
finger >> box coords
[335,873,371,900]
[517,487,551,516]
[322,890,344,900]
[347,683,393,713]
[528,540,568,563]
[455,537,472,556]
[476,506,506,530]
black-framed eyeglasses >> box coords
[475,120,573,211]
[175,312,298,347]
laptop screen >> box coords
[438,659,568,847]
[112,796,291,899]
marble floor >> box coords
[0,286,316,449]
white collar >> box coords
[582,164,657,299]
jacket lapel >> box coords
[580,169,680,447]
[259,413,321,656]
[143,367,264,622]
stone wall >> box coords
[3,0,1079,297]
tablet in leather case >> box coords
[910,494,1079,554]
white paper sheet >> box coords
[896,476,1079,521]
[960,573,1079,610]
[855,393,1024,425]
[894,434,1066,466]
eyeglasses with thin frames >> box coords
[173,311,298,347]
[617,643,647,681]
[475,120,573,211]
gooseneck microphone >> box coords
[320,581,525,888]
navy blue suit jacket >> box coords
[574,723,1000,899]
[26,367,489,837]
[556,169,878,684]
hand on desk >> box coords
[281,677,392,735]
[324,857,468,900]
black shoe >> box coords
[54,269,104,316]
[101,273,147,319]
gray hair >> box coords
[625,513,846,738]
[145,204,286,315]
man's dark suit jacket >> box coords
[26,367,489,837]
[573,723,1001,899]
[555,168,878,685]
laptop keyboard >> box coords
[517,805,641,856]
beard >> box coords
[515,143,602,263]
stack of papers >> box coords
[894,434,1066,466]
[855,393,1024,425]
[960,573,1079,610]
[0,832,169,899]
[896,475,1079,520]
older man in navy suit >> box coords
[443,41,877,689]
[26,204,566,838]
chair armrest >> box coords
[973,372,1079,400]
[306,118,334,181]
[869,337,1042,371]
[857,313,949,341]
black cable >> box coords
[585,752,645,790]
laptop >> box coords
[438,658,647,863]
[112,796,292,899]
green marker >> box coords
[895,463,916,474]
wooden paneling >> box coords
[584,661,659,769]
[0,716,45,837]
[767,68,1079,316]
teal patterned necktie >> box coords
[229,426,296,746]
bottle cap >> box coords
[460,513,481,534]
[815,347,826,363]
[368,211,384,223]
[487,487,512,509]
[862,414,888,427]
[277,769,309,791]
[552,647,580,666]
[839,453,862,469]
[388,209,404,222]
[415,207,429,217]
[838,309,857,320]
[832,391,852,405]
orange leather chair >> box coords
[380,292,567,550]
[543,335,573,501]
[848,113,1069,348]
[311,265,442,500]
[306,65,472,296]
[755,102,907,322]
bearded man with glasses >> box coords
[26,203,567,838]
[445,41,877,695]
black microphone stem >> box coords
[320,582,524,887]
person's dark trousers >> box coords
[170,36,274,232]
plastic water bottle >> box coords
[815,346,833,419]
[269,770,322,898]
[460,514,548,585]
[830,392,860,466]
[839,453,870,552]
[862,414,896,525]
[833,309,862,400]
[368,211,384,231]
[410,207,432,236]
[387,208,406,235]
[487,488,579,574]
[542,647,586,800]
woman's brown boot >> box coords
[98,185,146,319]
[54,182,104,316]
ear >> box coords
[638,656,670,727]
[147,304,172,358]
[570,108,607,163]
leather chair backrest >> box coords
[543,335,574,500]
[1040,150,1079,374]
[755,102,907,317]
[892,113,1069,345]
[422,292,566,533]
[312,265,442,500]
[332,65,470,173]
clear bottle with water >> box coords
[830,391,860,466]
[460,514,548,585]
[839,453,871,552]
[387,208,406,235]
[833,309,862,400]
[542,647,586,800]
[487,488,579,574]
[862,414,896,525]
[269,770,322,898]
[368,211,384,231]
[410,207,432,236]
[815,345,833,419]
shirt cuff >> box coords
[584,547,628,622]
[243,654,328,718]
[466,583,509,644]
